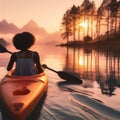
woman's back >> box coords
[14,50,37,76]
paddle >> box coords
[42,64,82,83]
[0,44,13,54]
[0,44,82,83]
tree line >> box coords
[60,0,120,44]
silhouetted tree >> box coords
[97,0,111,40]
[89,1,96,39]
[97,3,106,39]
[69,5,80,41]
[108,0,119,36]
[118,1,120,35]
[61,10,72,43]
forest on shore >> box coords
[60,0,120,50]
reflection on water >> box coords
[63,47,120,96]
[1,44,120,119]
[1,44,120,97]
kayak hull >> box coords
[0,71,48,120]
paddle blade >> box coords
[0,44,12,54]
[57,71,82,84]
[0,44,7,53]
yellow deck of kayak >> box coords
[0,70,48,120]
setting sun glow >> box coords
[80,20,88,29]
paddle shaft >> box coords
[45,66,82,83]
[6,50,13,54]
[45,66,58,73]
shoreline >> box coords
[59,39,120,51]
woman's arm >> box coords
[7,53,16,71]
[34,52,43,73]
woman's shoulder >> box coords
[31,51,39,59]
[28,50,38,54]
[33,51,39,56]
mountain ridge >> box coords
[0,19,19,34]
[0,19,62,44]
[0,19,47,35]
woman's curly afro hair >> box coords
[13,32,35,50]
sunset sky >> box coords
[0,0,102,33]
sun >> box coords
[80,20,88,29]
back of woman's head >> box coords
[13,32,35,50]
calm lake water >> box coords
[0,43,120,120]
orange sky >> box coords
[0,0,102,33]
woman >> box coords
[7,32,43,76]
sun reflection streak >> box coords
[79,56,84,66]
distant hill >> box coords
[21,20,47,40]
[0,19,62,43]
[0,19,47,37]
[0,20,19,34]
[21,20,47,35]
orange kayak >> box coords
[0,70,48,120]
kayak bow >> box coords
[0,70,48,120]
